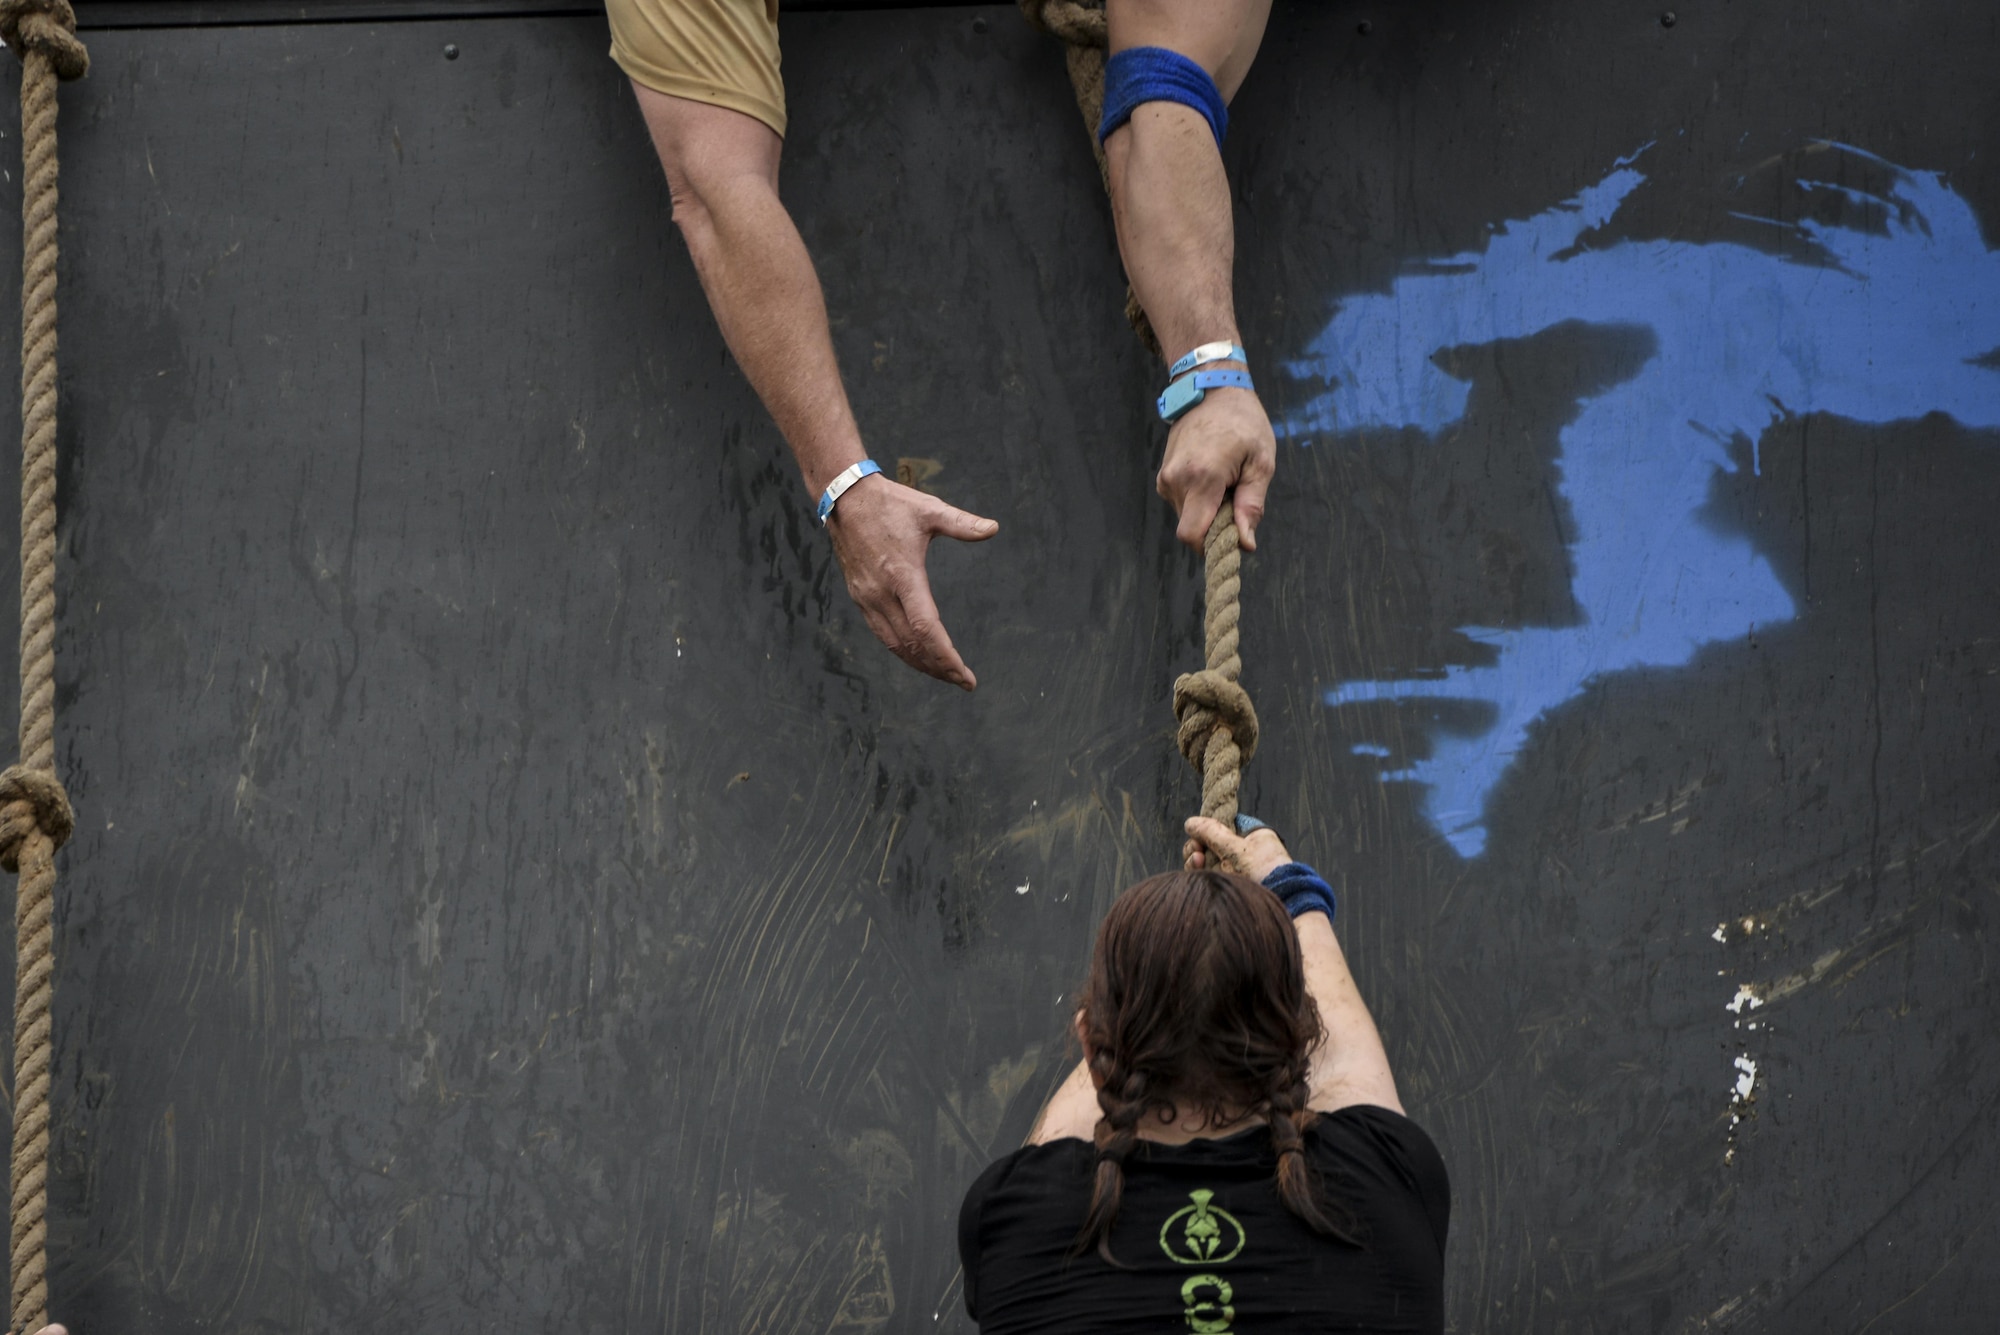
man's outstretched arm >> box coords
[1102,0,1276,551]
[633,88,998,689]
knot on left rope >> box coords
[1172,669,1259,775]
[0,5,74,1325]
[1018,0,1105,48]
[0,0,86,80]
[0,766,70,873]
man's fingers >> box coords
[851,591,899,655]
[1233,471,1270,552]
[1174,484,1227,550]
[931,503,1000,544]
[827,480,986,688]
[892,575,976,691]
[1157,386,1279,550]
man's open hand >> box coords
[825,475,998,690]
[1155,385,1276,551]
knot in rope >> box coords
[1172,669,1259,774]
[2,10,78,1322]
[0,767,69,874]
[0,0,85,81]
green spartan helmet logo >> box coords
[1160,1188,1245,1265]
[1160,1189,1246,1335]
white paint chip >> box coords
[1725,985,1764,1014]
[1015,881,1030,895]
[1733,1055,1759,1101]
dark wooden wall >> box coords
[0,1,1993,1330]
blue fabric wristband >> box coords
[1261,861,1337,923]
[1099,46,1229,148]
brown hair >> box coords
[1071,869,1357,1264]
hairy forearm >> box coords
[1102,98,1274,549]
[1104,104,1240,359]
[675,176,864,496]
[635,87,994,688]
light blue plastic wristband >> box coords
[818,459,883,525]
[1157,368,1255,424]
[1167,342,1248,378]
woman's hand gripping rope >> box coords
[1182,814,1289,882]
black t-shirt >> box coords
[958,1105,1449,1334]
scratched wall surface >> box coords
[0,0,1992,1331]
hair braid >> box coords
[1263,1057,1362,1244]
[1073,1062,1147,1265]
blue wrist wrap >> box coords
[1261,861,1337,923]
[1099,46,1229,148]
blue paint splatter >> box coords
[1282,145,2000,857]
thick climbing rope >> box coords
[1173,509,1258,823]
[1019,1,1258,824]
[1016,0,1161,359]
[0,2,83,1330]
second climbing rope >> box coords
[0,1,86,1329]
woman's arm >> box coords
[1182,818,1403,1116]
[1027,1057,1101,1145]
